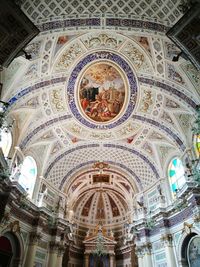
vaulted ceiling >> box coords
[2,0,200,232]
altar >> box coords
[83,225,117,267]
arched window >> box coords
[0,129,12,157]
[168,157,186,197]
[18,156,37,198]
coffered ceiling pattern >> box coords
[21,0,182,26]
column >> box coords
[143,243,153,267]
[138,255,143,267]
[162,234,177,267]
[84,253,89,267]
[56,245,65,267]
[135,247,144,267]
[48,241,58,267]
[110,254,114,267]
[24,232,40,267]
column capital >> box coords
[161,234,173,246]
[135,247,143,258]
[49,241,59,253]
[58,245,66,256]
[142,242,152,255]
[29,232,41,245]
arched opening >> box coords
[187,235,200,267]
[0,236,12,266]
[181,233,197,267]
[168,157,186,198]
[0,232,21,267]
[18,156,37,198]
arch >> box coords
[177,231,199,267]
[187,235,200,267]
[59,160,143,191]
[0,236,12,266]
[0,231,23,267]
[18,156,37,198]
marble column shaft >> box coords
[48,242,59,267]
[163,235,177,267]
[24,232,40,267]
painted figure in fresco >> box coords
[79,63,125,123]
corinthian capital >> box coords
[29,232,41,245]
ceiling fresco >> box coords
[78,62,126,124]
[1,1,200,232]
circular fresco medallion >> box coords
[78,62,126,124]
[67,51,137,130]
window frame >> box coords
[168,157,186,198]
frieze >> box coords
[81,33,125,50]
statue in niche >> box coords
[11,162,22,181]
[157,184,163,196]
[55,196,65,213]
[37,184,47,207]
[86,229,90,237]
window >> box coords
[168,157,186,197]
[0,129,12,157]
[194,134,200,157]
[18,156,37,198]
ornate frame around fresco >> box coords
[167,2,200,70]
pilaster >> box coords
[161,234,177,267]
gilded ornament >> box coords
[51,89,64,111]
[123,43,144,68]
[56,43,83,70]
[140,90,153,113]
[82,33,123,49]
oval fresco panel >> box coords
[67,51,137,130]
[79,63,126,123]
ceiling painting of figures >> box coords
[79,63,126,123]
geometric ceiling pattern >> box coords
[2,0,200,231]
[21,0,183,26]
